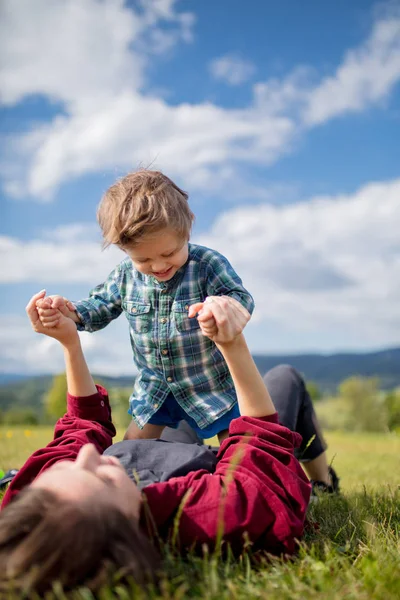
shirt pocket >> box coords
[124,301,152,334]
[172,299,201,333]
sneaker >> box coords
[0,469,18,489]
[311,466,340,497]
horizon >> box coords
[1,344,399,379]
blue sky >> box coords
[1,0,400,375]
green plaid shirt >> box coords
[74,243,254,429]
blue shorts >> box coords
[147,392,240,439]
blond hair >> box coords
[97,170,194,248]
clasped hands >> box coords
[30,292,250,346]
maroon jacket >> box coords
[1,387,311,555]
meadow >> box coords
[0,427,399,599]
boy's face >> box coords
[125,229,189,281]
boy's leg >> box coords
[217,429,229,443]
[161,421,204,445]
[263,365,333,487]
[123,421,165,441]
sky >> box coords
[1,0,400,376]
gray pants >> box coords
[161,365,326,462]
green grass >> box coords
[1,427,399,599]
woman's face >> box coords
[31,444,141,520]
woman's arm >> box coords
[30,291,97,397]
[145,297,309,553]
[217,334,275,418]
[1,292,116,508]
[189,296,275,417]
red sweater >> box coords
[1,387,311,555]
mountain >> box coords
[0,347,399,414]
[0,374,29,385]
[252,347,400,392]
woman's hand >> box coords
[26,291,79,347]
[188,296,250,345]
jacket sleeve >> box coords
[74,265,124,332]
[1,386,115,509]
[205,251,255,315]
[142,415,311,555]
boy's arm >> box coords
[39,267,124,333]
[205,250,255,315]
[73,272,123,332]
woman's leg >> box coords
[263,365,333,487]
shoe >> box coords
[0,469,18,489]
[311,466,340,497]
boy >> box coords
[38,170,254,441]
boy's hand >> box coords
[189,299,218,339]
[27,291,79,346]
[188,296,250,345]
[36,294,79,328]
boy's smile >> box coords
[125,229,189,281]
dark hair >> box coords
[0,487,160,595]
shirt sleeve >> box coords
[205,251,255,315]
[74,265,124,332]
[1,386,116,509]
[141,414,311,555]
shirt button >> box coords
[100,400,105,407]
[162,349,168,355]
[167,376,173,382]
[154,403,159,409]
[161,288,167,294]
[131,307,137,313]
[160,317,167,324]
[184,304,189,310]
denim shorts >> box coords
[148,392,240,439]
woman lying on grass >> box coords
[0,291,325,595]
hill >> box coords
[0,347,399,415]
[253,346,400,392]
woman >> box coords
[0,291,323,594]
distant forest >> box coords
[1,347,399,418]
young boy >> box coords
[38,170,254,441]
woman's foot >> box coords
[310,466,340,497]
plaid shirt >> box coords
[74,243,254,429]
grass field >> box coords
[0,427,399,599]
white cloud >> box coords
[0,0,142,107]
[209,53,256,85]
[1,178,400,363]
[303,10,400,125]
[12,91,293,200]
[1,3,400,202]
[0,315,135,376]
[196,178,400,349]
[0,224,123,283]
[0,0,194,107]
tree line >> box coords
[0,374,399,433]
